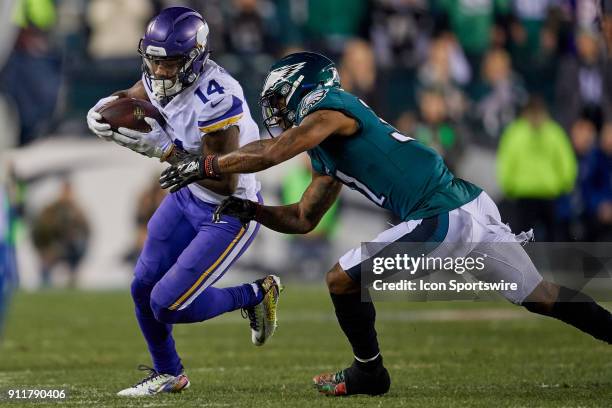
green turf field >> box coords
[1,286,611,407]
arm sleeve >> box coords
[197,93,244,135]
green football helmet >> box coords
[260,52,340,135]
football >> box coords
[98,97,165,132]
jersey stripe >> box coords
[198,95,243,127]
[199,115,242,133]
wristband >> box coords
[203,155,221,179]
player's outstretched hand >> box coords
[86,96,118,141]
[114,118,173,160]
[213,196,258,225]
[159,155,205,193]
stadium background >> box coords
[2,0,611,289]
[1,1,612,406]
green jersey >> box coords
[295,87,482,221]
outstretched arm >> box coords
[160,109,358,191]
[256,172,342,233]
[215,172,343,234]
[217,109,353,174]
[163,127,241,196]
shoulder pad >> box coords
[296,88,342,124]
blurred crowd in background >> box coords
[1,0,612,287]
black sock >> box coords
[346,355,391,395]
[330,291,380,363]
[354,354,383,373]
[549,287,612,344]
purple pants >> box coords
[130,187,261,375]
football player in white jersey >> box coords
[86,7,281,396]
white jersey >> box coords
[143,60,261,204]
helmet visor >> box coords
[142,56,184,81]
[260,92,288,128]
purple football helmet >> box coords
[138,7,210,102]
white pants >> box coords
[339,192,543,304]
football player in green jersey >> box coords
[160,52,612,397]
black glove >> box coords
[159,155,205,193]
[213,196,259,225]
[160,154,223,192]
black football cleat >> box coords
[313,359,390,396]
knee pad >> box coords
[150,284,180,324]
[130,277,154,304]
[134,255,162,282]
[150,299,177,324]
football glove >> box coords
[114,117,174,161]
[213,196,259,225]
[159,155,205,192]
[159,155,220,192]
[86,95,118,141]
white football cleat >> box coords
[117,365,190,396]
[243,275,282,346]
